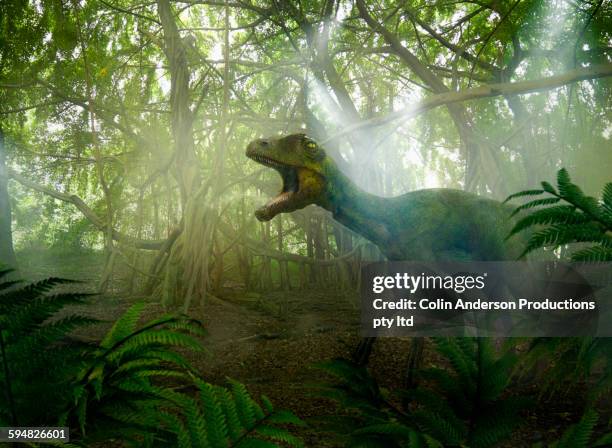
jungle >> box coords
[0,0,611,446]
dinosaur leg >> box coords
[403,337,425,390]
[352,337,376,365]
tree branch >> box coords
[9,170,166,250]
[322,63,612,143]
[98,0,161,24]
[403,7,499,74]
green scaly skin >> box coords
[246,133,521,262]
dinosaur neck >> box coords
[318,164,392,244]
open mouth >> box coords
[247,152,300,221]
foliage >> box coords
[0,268,97,426]
[154,379,306,448]
[513,337,612,403]
[314,338,529,447]
[65,299,206,444]
[0,268,303,447]
[505,170,612,408]
[505,168,612,260]
[532,409,612,448]
[2,2,611,446]
[3,0,612,282]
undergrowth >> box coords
[0,268,304,447]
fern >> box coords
[515,337,612,403]
[505,168,612,260]
[66,301,209,445]
[154,378,305,448]
[505,171,612,419]
[0,269,303,448]
[0,269,97,426]
[533,409,612,448]
[314,338,528,447]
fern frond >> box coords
[412,409,465,445]
[556,168,574,196]
[417,368,471,412]
[521,223,606,256]
[507,169,612,261]
[603,182,612,207]
[314,359,383,405]
[159,411,192,448]
[231,379,257,429]
[216,385,243,441]
[112,350,191,372]
[541,181,557,194]
[432,338,475,386]
[0,279,20,292]
[503,189,544,203]
[197,379,228,447]
[184,400,210,448]
[315,337,524,448]
[167,318,208,338]
[571,246,612,261]
[266,409,306,427]
[157,381,304,448]
[255,425,304,447]
[100,301,146,348]
[3,292,93,337]
[109,328,203,356]
[9,314,98,353]
[469,397,529,448]
[509,197,561,217]
[507,205,587,238]
[556,409,598,448]
[0,277,79,309]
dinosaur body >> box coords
[247,133,522,370]
[246,133,520,262]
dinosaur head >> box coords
[246,133,329,221]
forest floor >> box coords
[16,249,609,447]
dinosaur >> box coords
[246,133,522,368]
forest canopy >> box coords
[1,0,611,306]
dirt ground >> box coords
[16,250,609,447]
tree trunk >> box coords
[276,216,289,290]
[0,126,16,269]
[261,221,273,290]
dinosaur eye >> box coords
[302,137,321,159]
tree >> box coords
[0,0,610,303]
[0,126,16,267]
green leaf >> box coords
[556,409,598,448]
[557,168,572,194]
[230,379,257,429]
[215,386,243,441]
[602,182,612,207]
[571,245,612,262]
[521,223,607,256]
[503,189,544,203]
[507,205,586,238]
[197,380,228,447]
[510,197,561,217]
[256,425,304,447]
[267,410,305,426]
[541,181,557,194]
[100,301,146,348]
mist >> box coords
[1,0,611,446]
